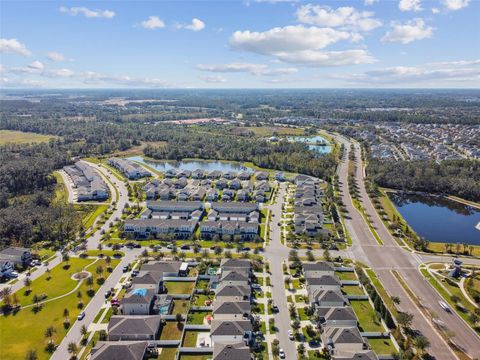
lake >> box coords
[388,192,480,245]
[127,156,253,173]
[288,135,332,154]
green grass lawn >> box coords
[178,355,211,360]
[368,337,397,355]
[165,281,195,295]
[160,321,183,340]
[187,311,211,325]
[101,307,113,323]
[0,258,119,360]
[158,347,178,360]
[182,331,208,347]
[172,299,190,314]
[298,307,310,321]
[192,294,213,306]
[335,271,357,281]
[350,300,384,332]
[16,257,94,307]
[77,204,109,230]
[342,285,365,296]
[365,269,398,317]
[0,130,57,145]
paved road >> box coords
[335,135,480,360]
[264,183,297,360]
[81,161,129,250]
[51,249,141,360]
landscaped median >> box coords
[0,257,120,360]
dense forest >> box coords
[0,142,81,249]
[367,159,480,202]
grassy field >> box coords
[350,300,384,332]
[342,285,365,296]
[77,204,109,230]
[368,337,397,355]
[0,258,119,360]
[52,172,68,204]
[164,281,195,295]
[231,125,304,137]
[365,269,398,317]
[159,321,183,340]
[0,130,57,145]
[336,271,357,281]
[172,299,190,314]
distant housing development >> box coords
[108,157,151,180]
[294,175,326,236]
[63,161,109,201]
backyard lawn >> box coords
[165,281,195,295]
[335,271,357,281]
[178,355,211,360]
[158,347,178,360]
[172,299,190,314]
[160,321,183,340]
[192,294,213,306]
[182,331,208,347]
[187,311,211,325]
[342,285,365,296]
[350,300,384,332]
[368,337,397,355]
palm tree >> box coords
[44,326,56,343]
[24,349,38,360]
[397,312,414,331]
[24,277,32,292]
[413,335,430,355]
[80,325,88,338]
[67,342,78,358]
[391,296,401,305]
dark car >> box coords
[180,244,190,250]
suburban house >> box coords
[215,284,251,302]
[219,270,250,286]
[306,274,342,292]
[123,219,198,239]
[220,259,252,273]
[317,307,358,327]
[121,288,155,315]
[0,247,32,267]
[0,260,15,278]
[303,262,335,277]
[131,271,164,293]
[213,342,252,360]
[107,158,151,180]
[90,341,148,360]
[309,289,347,308]
[333,350,379,360]
[108,315,162,341]
[322,326,367,355]
[64,161,109,201]
[213,301,251,320]
[210,319,253,345]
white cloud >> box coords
[199,75,227,83]
[46,51,66,62]
[442,0,470,10]
[177,18,205,32]
[296,5,382,31]
[10,61,45,74]
[196,62,298,76]
[59,6,115,19]
[399,0,423,12]
[253,0,299,3]
[82,71,174,87]
[331,59,480,85]
[140,16,165,30]
[229,25,373,67]
[431,7,440,13]
[381,19,433,44]
[0,38,31,56]
[364,0,378,5]
[44,68,75,78]
[230,25,358,55]
[273,49,376,66]
[0,77,45,87]
[187,18,205,31]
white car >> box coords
[279,349,285,358]
[77,311,86,320]
[9,271,19,278]
[288,330,294,340]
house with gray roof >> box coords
[213,301,251,320]
[219,270,250,285]
[215,284,251,302]
[108,315,162,341]
[122,288,155,315]
[334,350,378,360]
[303,262,335,277]
[306,274,341,292]
[322,326,367,355]
[317,307,358,327]
[210,319,253,345]
[90,341,147,360]
[213,342,252,360]
[0,247,32,266]
[309,289,347,308]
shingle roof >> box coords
[302,262,334,272]
[306,275,341,286]
[108,315,161,338]
[90,341,147,360]
[325,326,364,344]
[215,284,250,298]
[334,350,378,360]
[211,320,252,336]
[213,342,252,360]
[317,307,357,322]
[213,301,250,315]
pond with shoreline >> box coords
[127,156,254,173]
[388,192,480,245]
[287,135,332,154]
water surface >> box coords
[389,193,480,245]
[288,135,332,154]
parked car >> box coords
[251,284,262,290]
[166,244,174,250]
[180,244,190,250]
[122,265,129,273]
[77,311,86,320]
[105,290,112,298]
[131,270,139,277]
[241,247,250,252]
[111,299,120,306]
[288,330,294,340]
[9,271,19,278]
[279,349,285,358]
[271,302,279,313]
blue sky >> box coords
[1,0,479,88]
